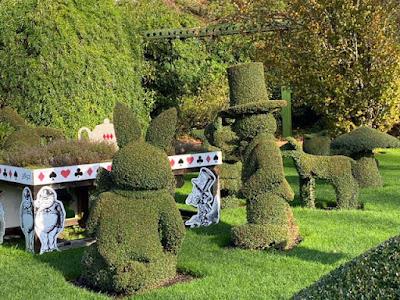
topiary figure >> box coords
[0,107,64,151]
[283,138,360,209]
[81,103,185,294]
[294,235,400,299]
[331,127,400,188]
[302,131,331,156]
[221,62,299,250]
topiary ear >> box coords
[113,102,142,148]
[146,108,177,154]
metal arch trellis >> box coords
[140,17,294,137]
[141,17,295,40]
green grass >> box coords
[1,150,400,299]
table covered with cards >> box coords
[0,150,222,253]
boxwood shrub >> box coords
[294,235,400,299]
[0,0,149,136]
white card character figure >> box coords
[0,199,5,245]
[20,187,34,252]
[34,187,66,254]
[185,168,220,228]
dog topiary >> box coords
[81,102,185,294]
[283,138,360,209]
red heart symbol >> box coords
[61,169,71,178]
[170,159,175,167]
[187,156,194,164]
[106,165,112,171]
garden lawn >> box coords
[1,150,399,300]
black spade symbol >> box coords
[197,156,204,164]
[3,169,7,177]
[13,171,18,178]
[49,172,57,180]
[178,159,184,165]
[213,154,219,161]
[75,168,83,177]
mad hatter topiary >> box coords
[331,127,400,188]
[221,62,299,250]
[81,102,185,294]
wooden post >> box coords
[281,86,292,138]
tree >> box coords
[279,0,400,133]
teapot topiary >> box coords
[81,102,185,294]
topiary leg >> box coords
[300,177,316,208]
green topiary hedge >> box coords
[331,127,400,188]
[0,0,149,137]
[284,138,359,209]
[82,102,184,294]
[146,108,178,155]
[82,190,185,293]
[294,235,400,299]
[233,114,277,141]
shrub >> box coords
[233,114,277,141]
[0,0,149,137]
[82,102,185,293]
[294,235,400,299]
[146,108,178,155]
[303,132,331,156]
[219,162,243,196]
[82,190,185,293]
[331,127,400,187]
[284,138,360,209]
[4,139,115,167]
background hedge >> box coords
[0,0,150,137]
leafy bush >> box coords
[3,139,115,167]
[294,235,400,299]
[0,0,149,137]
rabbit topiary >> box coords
[81,103,185,294]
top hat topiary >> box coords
[219,63,287,118]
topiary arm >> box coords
[146,108,177,154]
[113,102,142,148]
[159,195,185,254]
[86,195,104,236]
